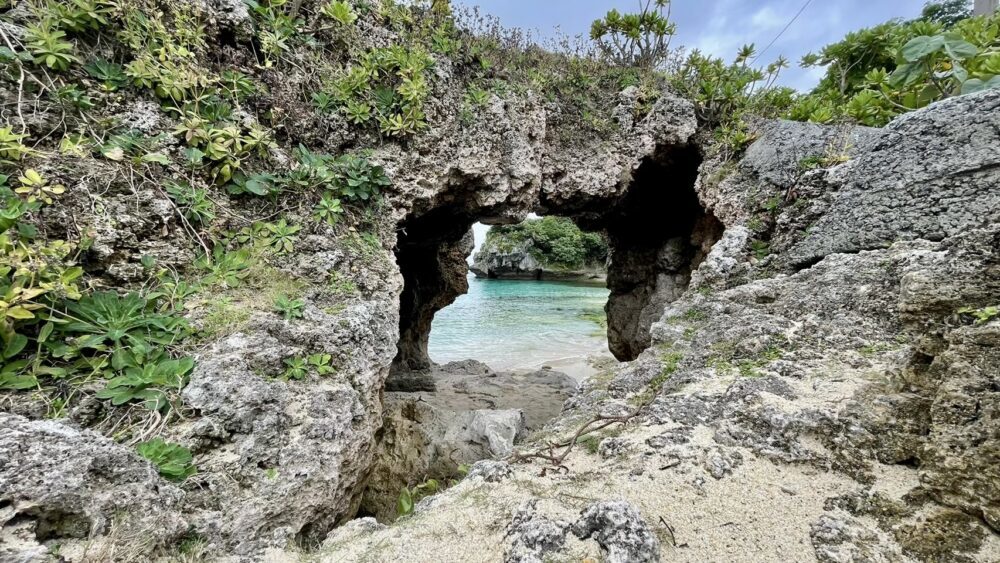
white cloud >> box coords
[750,6,786,30]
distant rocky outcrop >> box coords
[470,217,608,281]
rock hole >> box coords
[367,141,717,523]
[392,141,716,370]
[595,142,720,360]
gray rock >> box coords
[702,447,743,480]
[785,90,1000,268]
[571,500,661,563]
[598,437,630,459]
[468,460,514,483]
[0,414,186,560]
[505,500,570,563]
[178,294,398,554]
[321,517,386,550]
[810,514,902,563]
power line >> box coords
[751,0,814,64]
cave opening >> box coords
[391,142,720,375]
[365,142,720,522]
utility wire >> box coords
[751,0,814,64]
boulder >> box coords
[0,414,186,561]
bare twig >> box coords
[509,403,646,468]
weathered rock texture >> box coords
[389,91,712,366]
[361,361,577,521]
[0,414,187,561]
[318,91,1000,562]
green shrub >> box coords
[25,20,78,71]
[96,357,194,411]
[59,291,187,352]
[484,217,608,270]
[273,294,305,320]
[791,11,1000,126]
[137,438,197,482]
[166,181,216,225]
[195,246,252,288]
[321,0,358,26]
[590,0,675,68]
[330,46,434,136]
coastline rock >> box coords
[0,414,187,561]
[359,363,577,521]
[470,239,606,282]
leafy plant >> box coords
[750,239,770,260]
[464,84,490,107]
[229,172,282,197]
[335,154,391,201]
[262,219,300,254]
[313,193,344,225]
[312,91,336,112]
[85,58,128,91]
[137,438,197,482]
[56,84,94,110]
[958,305,999,325]
[194,246,252,288]
[307,353,333,375]
[286,146,390,202]
[273,294,305,320]
[220,70,258,100]
[792,11,1000,126]
[322,0,358,25]
[166,181,216,225]
[590,0,676,68]
[671,46,792,154]
[51,0,114,33]
[922,0,974,27]
[59,291,187,353]
[331,46,433,136]
[396,466,468,518]
[25,20,78,71]
[15,170,65,205]
[96,356,194,410]
[0,128,33,163]
[245,0,301,66]
[282,356,308,380]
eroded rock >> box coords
[0,414,186,560]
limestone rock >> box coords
[571,500,661,563]
[505,500,570,563]
[468,460,514,483]
[0,414,186,561]
[785,89,1000,268]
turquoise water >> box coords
[428,276,611,373]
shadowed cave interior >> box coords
[391,142,721,374]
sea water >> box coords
[427,275,611,378]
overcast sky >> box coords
[454,0,931,91]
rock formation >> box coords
[469,217,608,281]
[310,91,1000,562]
[0,1,997,561]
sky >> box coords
[453,0,931,91]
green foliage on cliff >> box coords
[0,0,996,462]
[484,217,608,271]
[790,8,1000,126]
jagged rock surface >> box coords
[316,92,1000,562]
[360,362,577,521]
[0,414,187,561]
